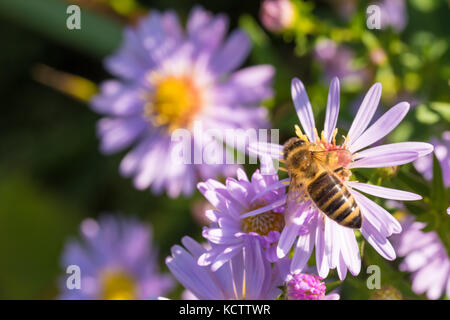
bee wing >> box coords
[287,175,307,204]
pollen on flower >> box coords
[293,125,353,169]
[145,74,203,132]
[286,272,326,300]
[241,202,284,236]
[100,269,137,300]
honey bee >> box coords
[283,137,362,229]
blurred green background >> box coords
[0,0,448,299]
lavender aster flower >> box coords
[414,131,450,187]
[166,237,282,299]
[314,39,368,85]
[393,216,450,299]
[91,6,273,197]
[60,215,173,299]
[378,0,408,32]
[197,157,288,270]
[250,77,433,280]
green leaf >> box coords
[429,102,450,122]
[431,154,446,212]
[395,169,430,198]
[0,0,122,58]
[415,104,440,125]
[325,280,342,294]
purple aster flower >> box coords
[197,156,288,270]
[250,77,433,280]
[91,6,274,198]
[314,39,369,85]
[392,216,450,299]
[414,131,450,187]
[60,215,173,299]
[166,236,282,299]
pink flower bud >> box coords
[260,0,295,33]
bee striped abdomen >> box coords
[307,172,362,229]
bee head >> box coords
[283,137,306,160]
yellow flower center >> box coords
[242,203,284,236]
[145,75,203,132]
[100,270,137,300]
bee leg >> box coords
[334,167,352,180]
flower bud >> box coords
[260,0,295,33]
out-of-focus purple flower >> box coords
[260,0,296,33]
[392,216,450,299]
[314,39,369,85]
[60,215,173,299]
[328,0,357,21]
[378,0,408,32]
[250,77,433,280]
[166,237,282,299]
[91,6,274,198]
[197,157,288,270]
[414,131,450,187]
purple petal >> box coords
[119,136,155,177]
[315,217,330,278]
[324,77,340,142]
[211,244,242,271]
[349,151,418,168]
[226,178,249,208]
[187,6,212,35]
[349,102,410,153]
[291,78,316,141]
[323,293,340,300]
[351,188,402,235]
[97,117,147,154]
[250,179,288,204]
[91,81,143,116]
[354,142,434,159]
[211,30,250,74]
[336,253,348,280]
[290,229,316,273]
[339,226,361,276]
[166,245,222,299]
[202,228,241,245]
[187,6,228,52]
[347,182,422,201]
[240,196,287,219]
[347,83,382,144]
[248,142,283,159]
[242,240,265,298]
[277,223,300,259]
[104,29,153,80]
[236,168,249,182]
[181,236,206,258]
[361,222,396,260]
[216,65,275,104]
